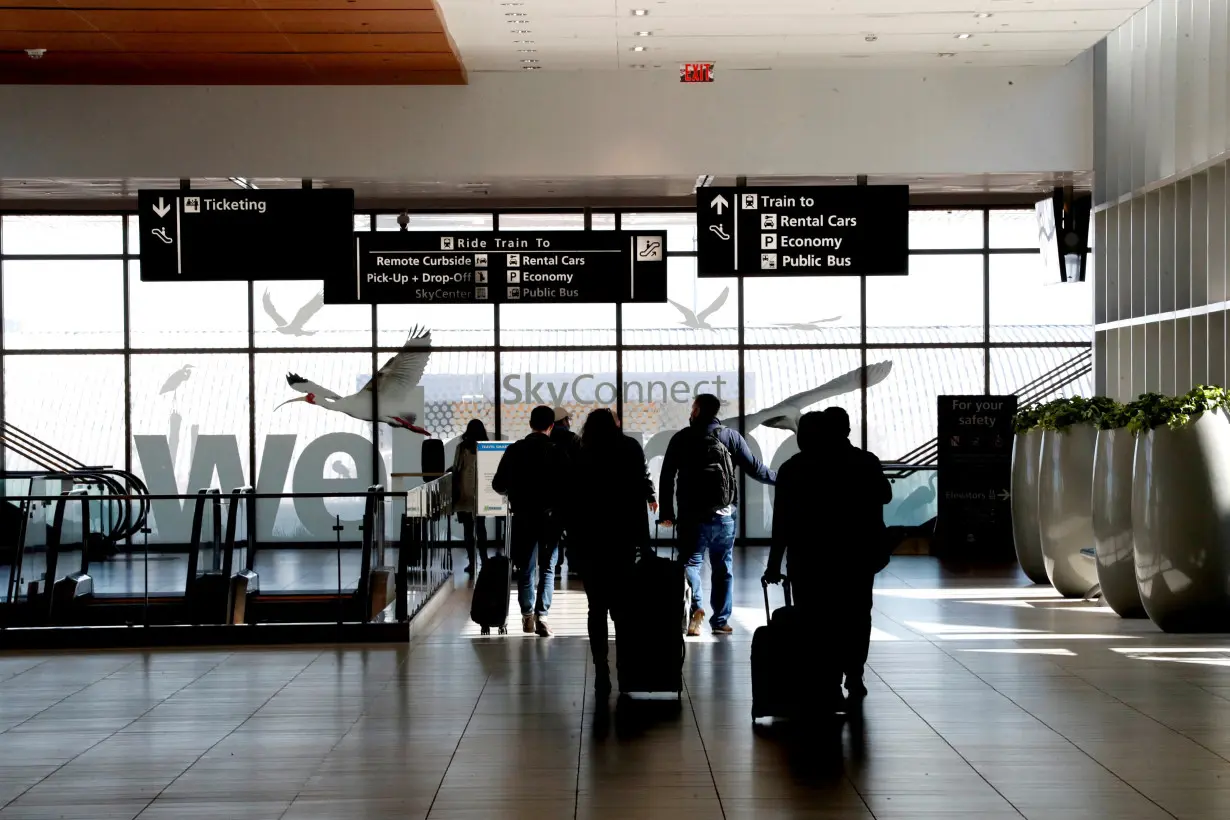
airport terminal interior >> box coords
[4,0,1230,818]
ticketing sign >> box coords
[329,230,667,305]
[696,185,909,277]
[137,189,355,282]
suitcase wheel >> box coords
[480,625,491,636]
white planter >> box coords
[1037,424,1101,598]
[1091,428,1146,617]
[1132,408,1230,632]
[1011,429,1049,584]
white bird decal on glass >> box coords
[263,289,324,336]
[726,360,894,433]
[669,287,729,330]
[160,364,193,395]
[774,317,842,330]
[275,326,433,436]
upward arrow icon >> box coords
[710,194,729,214]
[152,197,171,218]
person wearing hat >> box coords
[549,406,581,576]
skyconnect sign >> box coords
[501,371,735,406]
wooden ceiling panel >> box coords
[0,1,464,84]
[0,10,96,32]
[0,31,121,52]
[68,10,444,34]
[282,32,453,53]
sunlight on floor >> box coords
[876,587,1063,600]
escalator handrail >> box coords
[185,489,219,582]
[222,486,253,578]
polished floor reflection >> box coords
[2,552,1230,819]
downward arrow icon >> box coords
[710,194,728,214]
[152,197,171,218]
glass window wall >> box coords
[0,206,1090,543]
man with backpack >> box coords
[659,393,776,636]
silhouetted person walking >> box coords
[492,405,569,637]
[766,408,891,706]
[566,408,657,695]
[550,407,581,576]
[660,393,776,636]
[450,419,489,575]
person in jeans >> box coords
[659,393,776,636]
[765,408,891,706]
[450,418,489,575]
[566,408,656,695]
[491,405,569,637]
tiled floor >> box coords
[3,550,1230,819]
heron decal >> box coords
[276,326,433,437]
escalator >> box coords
[1,421,151,565]
[243,485,398,624]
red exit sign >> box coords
[680,62,714,83]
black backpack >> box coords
[681,426,737,514]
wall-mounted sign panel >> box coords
[137,189,355,282]
[476,441,512,516]
[696,185,909,277]
[330,230,667,305]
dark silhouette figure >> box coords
[660,393,775,636]
[550,407,581,576]
[766,408,891,706]
[492,405,569,637]
[566,408,657,696]
[450,418,489,574]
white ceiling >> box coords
[438,0,1151,71]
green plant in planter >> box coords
[1126,386,1230,434]
[1036,396,1120,432]
[1013,403,1045,434]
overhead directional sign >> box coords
[696,185,909,277]
[329,230,667,305]
[138,189,355,282]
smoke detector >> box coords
[26,49,46,60]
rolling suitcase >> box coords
[470,516,512,635]
[421,438,445,478]
[751,578,805,720]
[616,541,685,698]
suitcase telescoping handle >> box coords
[655,519,677,560]
[762,576,792,622]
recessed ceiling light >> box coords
[510,29,532,33]
[955,33,972,39]
[521,59,538,63]
[517,49,536,53]
[631,45,646,52]
[938,52,956,57]
[499,2,524,5]
[628,63,647,68]
[635,31,652,37]
[974,12,993,19]
[522,65,540,70]
[505,12,528,17]
[632,9,649,16]
[513,40,534,44]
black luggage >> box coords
[751,578,806,720]
[422,438,445,478]
[617,544,686,698]
[470,516,511,635]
